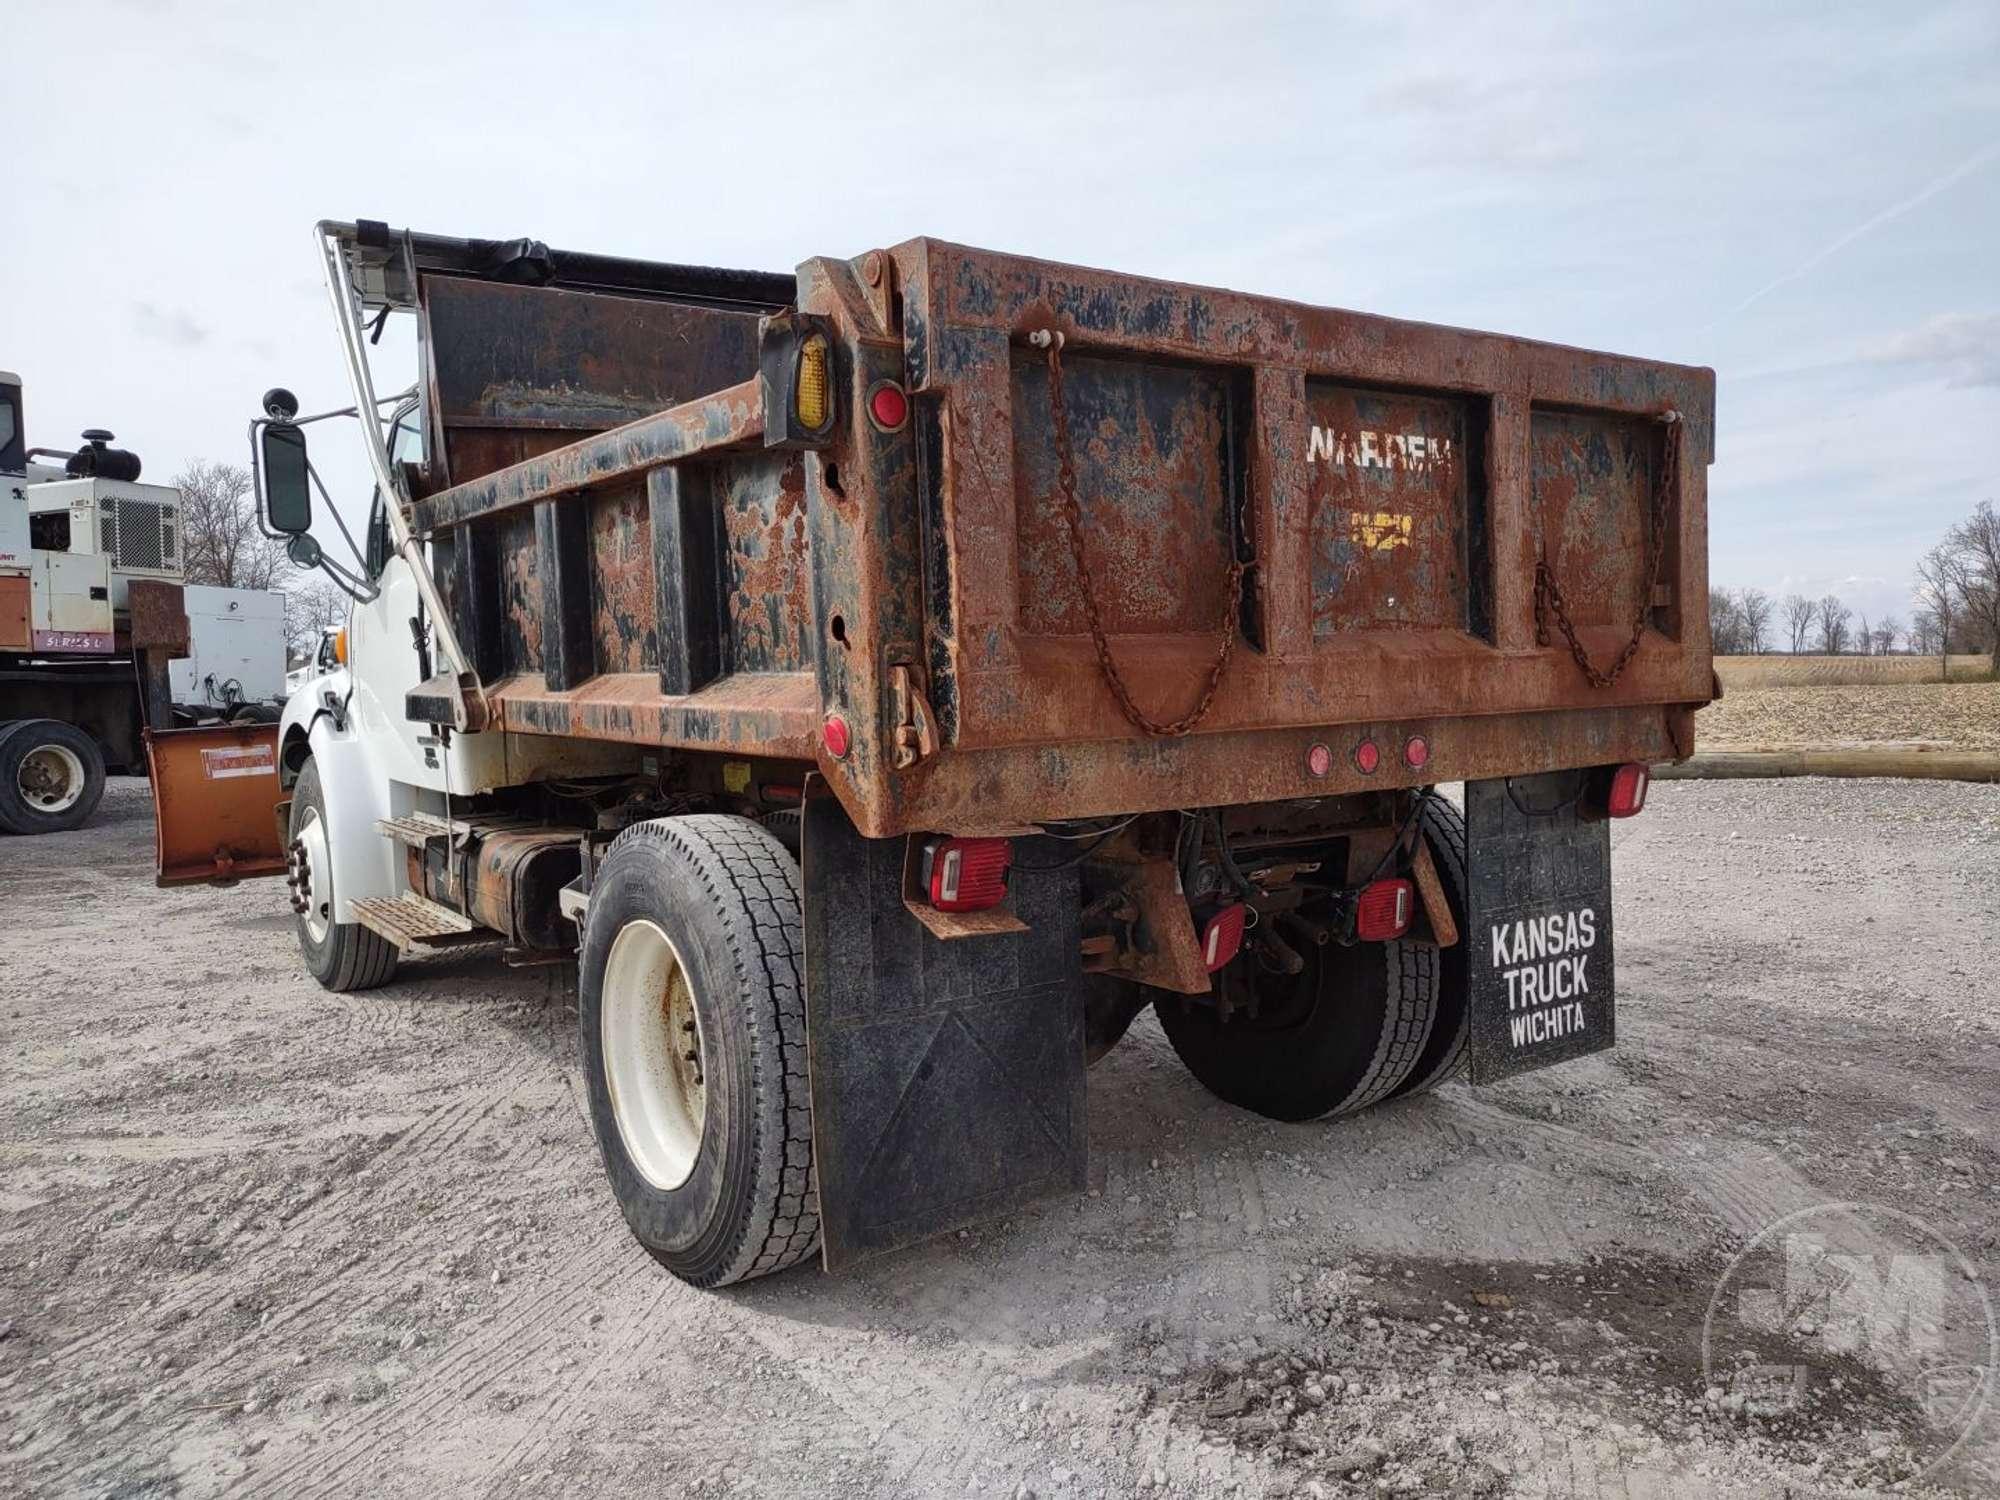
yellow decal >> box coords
[1350,511,1414,553]
[722,760,753,793]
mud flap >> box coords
[801,800,1087,1269]
[1464,773,1615,1083]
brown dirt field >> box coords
[1697,680,2000,751]
[1715,655,1991,689]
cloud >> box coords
[131,302,207,349]
[1862,312,2000,388]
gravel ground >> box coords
[1697,682,2000,751]
[3,778,1998,1498]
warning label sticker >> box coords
[200,745,275,781]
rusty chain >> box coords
[1534,408,1682,689]
[1039,332,1247,738]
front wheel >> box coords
[288,758,397,992]
[579,814,820,1287]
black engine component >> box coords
[64,429,142,482]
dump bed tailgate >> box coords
[887,240,1711,760]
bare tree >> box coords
[1910,609,1940,657]
[1945,499,2000,676]
[1708,588,1747,654]
[1914,540,1968,681]
[286,575,350,661]
[176,459,290,590]
[1815,594,1852,655]
[1738,587,1774,653]
[1872,615,1901,655]
[1782,593,1816,653]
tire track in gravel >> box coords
[234,1220,645,1499]
[40,1051,547,1384]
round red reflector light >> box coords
[1404,735,1430,770]
[822,715,851,759]
[1306,742,1332,778]
[868,382,909,431]
[1353,739,1380,774]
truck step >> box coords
[350,894,497,952]
[375,812,456,847]
[375,812,552,848]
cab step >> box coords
[351,893,498,952]
[375,812,547,848]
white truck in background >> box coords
[0,371,288,834]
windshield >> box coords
[388,402,425,469]
[0,383,21,474]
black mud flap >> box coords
[1464,773,1616,1084]
[801,801,1087,1270]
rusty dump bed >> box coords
[394,231,1714,837]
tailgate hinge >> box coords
[887,663,940,770]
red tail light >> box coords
[867,381,909,432]
[1200,903,1247,972]
[923,836,1012,912]
[1354,878,1414,941]
[1606,762,1649,818]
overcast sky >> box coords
[8,0,1997,635]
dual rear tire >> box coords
[1152,796,1470,1120]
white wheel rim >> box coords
[294,807,333,943]
[602,918,708,1192]
[18,743,85,814]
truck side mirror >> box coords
[259,422,313,535]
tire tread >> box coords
[602,814,819,1285]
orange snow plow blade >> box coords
[144,723,289,886]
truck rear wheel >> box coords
[288,758,398,992]
[0,719,106,835]
[578,814,820,1287]
[1154,887,1444,1122]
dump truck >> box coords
[155,219,1714,1286]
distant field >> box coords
[1714,654,1992,688]
[1699,674,2000,751]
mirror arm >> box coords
[313,550,380,605]
[304,461,375,577]
[317,222,489,733]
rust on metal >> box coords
[588,481,657,674]
[1409,838,1459,948]
[144,723,287,886]
[1305,384,1475,636]
[488,670,818,760]
[125,579,190,653]
[1528,407,1667,628]
[718,452,812,673]
[1081,852,1211,995]
[421,274,766,489]
[388,229,1713,841]
[411,380,764,532]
